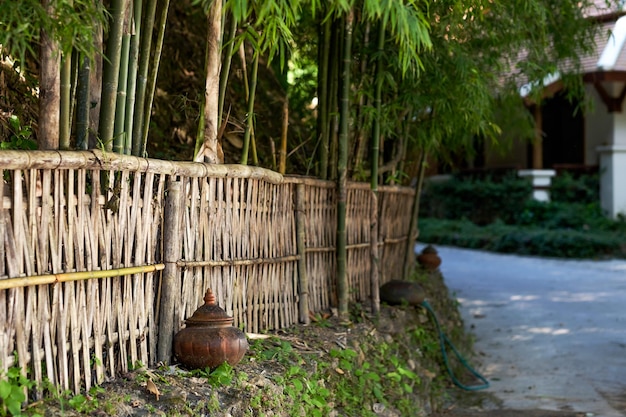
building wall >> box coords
[584,84,614,165]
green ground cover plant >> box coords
[419,172,626,259]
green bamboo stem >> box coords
[241,51,259,165]
[336,10,353,320]
[318,17,331,179]
[369,19,386,315]
[0,264,165,291]
[124,0,142,155]
[194,33,211,159]
[75,55,90,149]
[403,150,427,281]
[328,19,341,181]
[132,0,158,156]
[218,14,237,124]
[99,0,130,152]
[113,32,131,154]
[60,51,72,150]
[140,0,171,156]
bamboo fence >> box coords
[0,150,415,397]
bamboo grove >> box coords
[0,0,615,318]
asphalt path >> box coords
[429,245,626,417]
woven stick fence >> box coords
[0,150,415,396]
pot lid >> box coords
[185,288,233,326]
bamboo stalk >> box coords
[60,50,72,150]
[0,264,164,291]
[124,0,143,155]
[113,27,131,154]
[139,0,171,156]
[75,56,91,150]
[336,10,353,320]
[318,17,331,179]
[39,0,61,150]
[279,98,288,174]
[218,14,237,124]
[132,0,158,156]
[295,184,309,324]
[369,19,386,315]
[402,150,426,280]
[99,0,131,152]
[241,51,259,165]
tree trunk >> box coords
[336,10,353,320]
[39,0,60,150]
[194,0,224,164]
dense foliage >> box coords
[0,0,617,179]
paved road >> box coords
[431,245,626,417]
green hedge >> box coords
[419,218,626,259]
[420,172,532,225]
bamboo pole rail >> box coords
[176,255,300,268]
[0,264,165,291]
[0,150,283,182]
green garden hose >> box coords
[421,300,490,391]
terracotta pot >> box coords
[174,288,248,370]
[417,253,441,270]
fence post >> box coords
[295,183,310,324]
[370,189,380,315]
[158,179,182,363]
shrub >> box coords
[420,172,532,225]
[550,170,599,204]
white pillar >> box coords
[597,145,626,219]
[518,169,557,202]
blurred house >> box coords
[476,1,626,218]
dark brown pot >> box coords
[417,253,441,270]
[174,288,248,370]
[380,280,425,306]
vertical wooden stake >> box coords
[295,183,310,324]
[157,180,182,363]
[370,190,380,315]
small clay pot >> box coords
[174,288,248,370]
[417,245,441,270]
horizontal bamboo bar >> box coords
[0,150,284,183]
[177,255,300,268]
[0,264,165,290]
[384,236,408,244]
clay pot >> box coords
[174,288,248,370]
[380,280,426,306]
[417,245,441,270]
